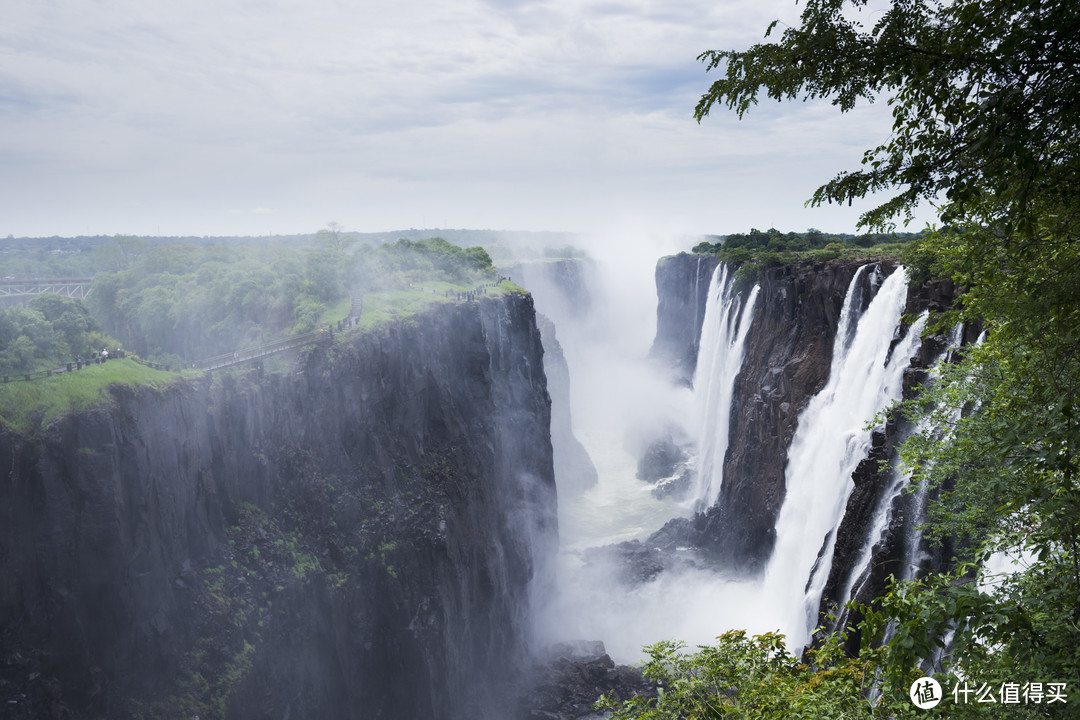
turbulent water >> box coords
[535,253,933,660]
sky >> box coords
[1,0,938,239]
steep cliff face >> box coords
[670,259,873,572]
[499,258,598,495]
[648,253,719,385]
[815,276,966,650]
[650,258,957,579]
[536,315,598,493]
[0,294,557,720]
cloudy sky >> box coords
[2,0,936,239]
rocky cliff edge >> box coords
[0,293,557,720]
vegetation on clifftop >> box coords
[0,232,515,432]
[688,226,926,294]
[604,0,1080,716]
[0,359,184,434]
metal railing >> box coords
[191,329,334,371]
[0,352,133,384]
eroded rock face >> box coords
[537,314,598,494]
[649,258,959,581]
[0,294,557,720]
[711,260,890,573]
[648,259,874,573]
[649,253,719,386]
[502,259,599,496]
[518,641,655,720]
[814,276,964,651]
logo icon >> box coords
[910,677,942,709]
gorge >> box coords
[0,244,963,719]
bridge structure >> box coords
[192,328,336,371]
[4,290,366,381]
[193,293,363,371]
[0,277,95,301]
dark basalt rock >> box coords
[0,294,557,720]
[632,422,693,500]
[517,641,656,720]
[698,259,882,573]
[583,540,666,586]
[649,467,693,500]
[636,434,686,483]
[537,313,598,493]
[649,253,720,385]
[650,257,962,584]
[813,277,968,650]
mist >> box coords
[515,230,788,663]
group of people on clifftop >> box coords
[436,275,512,302]
[72,348,123,370]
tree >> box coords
[95,235,148,271]
[314,222,355,252]
[689,0,1080,711]
[696,0,1080,234]
[598,631,904,719]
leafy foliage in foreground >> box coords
[598,631,900,720]
[626,0,1080,717]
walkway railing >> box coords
[0,329,335,383]
[0,352,137,384]
[191,328,334,371]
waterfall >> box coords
[762,264,922,650]
[690,264,760,510]
[692,255,703,341]
[827,311,932,635]
[876,326,977,654]
[896,323,968,584]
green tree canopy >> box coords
[681,0,1080,713]
[0,295,116,372]
[696,0,1080,234]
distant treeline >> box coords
[0,232,498,373]
[1,228,577,277]
[692,228,925,257]
[689,228,928,292]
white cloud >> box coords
[0,0,934,238]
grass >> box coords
[0,358,187,434]
[0,277,530,433]
[317,295,352,327]
[355,278,526,332]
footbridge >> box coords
[192,295,363,371]
[192,328,336,371]
[0,277,94,301]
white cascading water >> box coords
[762,264,922,650]
[691,255,703,341]
[536,248,941,662]
[827,310,934,634]
[690,263,761,510]
[896,323,968,584]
